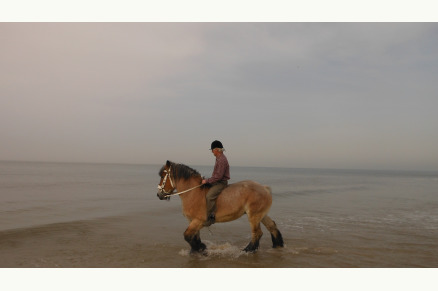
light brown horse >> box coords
[157,160,284,253]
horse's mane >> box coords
[159,161,202,182]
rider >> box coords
[202,140,230,226]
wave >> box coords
[0,219,92,239]
[0,214,130,240]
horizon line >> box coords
[1,159,437,174]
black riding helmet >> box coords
[210,140,224,150]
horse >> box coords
[156,160,284,253]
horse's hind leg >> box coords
[184,220,206,254]
[261,215,284,248]
[244,217,263,253]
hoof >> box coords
[243,241,259,253]
[190,243,207,255]
[271,232,284,248]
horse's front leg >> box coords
[183,220,206,254]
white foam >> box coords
[178,241,247,259]
[205,242,246,259]
[178,249,190,257]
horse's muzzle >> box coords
[157,192,170,201]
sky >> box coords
[1,22,438,171]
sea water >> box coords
[1,161,437,267]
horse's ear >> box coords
[166,160,171,166]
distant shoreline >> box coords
[1,159,437,175]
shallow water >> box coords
[1,161,437,267]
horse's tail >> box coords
[264,185,272,196]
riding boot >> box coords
[204,213,215,227]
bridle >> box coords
[157,165,203,198]
[157,166,175,195]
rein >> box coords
[164,184,203,198]
[158,165,203,198]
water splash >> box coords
[178,241,247,259]
[205,242,246,258]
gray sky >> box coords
[1,23,438,171]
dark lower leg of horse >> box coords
[244,239,261,253]
[261,215,284,248]
[270,229,284,248]
[243,225,263,253]
[184,232,206,254]
[195,232,207,253]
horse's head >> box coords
[157,160,175,200]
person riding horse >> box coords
[157,159,284,253]
[202,140,230,226]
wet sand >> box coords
[2,209,438,268]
